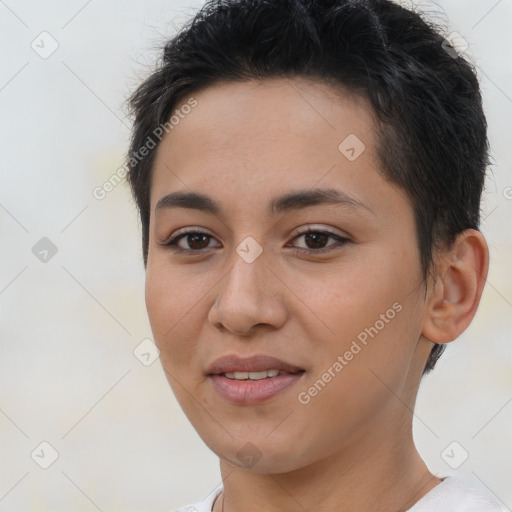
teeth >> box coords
[224,369,281,380]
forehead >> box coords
[149,77,405,221]
[161,77,376,155]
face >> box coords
[145,77,433,473]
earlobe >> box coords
[421,229,489,344]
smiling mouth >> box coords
[208,369,306,405]
[206,353,306,404]
[221,369,305,380]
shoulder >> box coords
[407,476,504,512]
[170,486,223,512]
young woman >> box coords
[125,1,500,510]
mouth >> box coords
[206,354,306,405]
[221,369,303,380]
[206,353,305,376]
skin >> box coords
[144,77,489,512]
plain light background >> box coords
[0,0,511,510]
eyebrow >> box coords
[155,188,374,216]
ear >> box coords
[422,229,489,344]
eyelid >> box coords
[290,224,348,239]
[163,226,213,240]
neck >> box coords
[214,418,442,512]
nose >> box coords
[208,249,288,336]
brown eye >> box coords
[182,233,211,250]
[303,231,329,249]
[290,229,350,253]
[163,231,220,253]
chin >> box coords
[206,434,310,474]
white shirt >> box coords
[170,476,504,512]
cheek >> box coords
[308,248,421,368]
[145,264,208,413]
[145,263,170,339]
[295,255,401,331]
[341,266,423,385]
[145,263,198,360]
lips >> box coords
[206,354,305,376]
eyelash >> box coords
[161,227,350,255]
